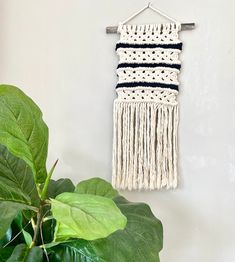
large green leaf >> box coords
[51,192,127,241]
[49,196,163,262]
[0,202,18,240]
[6,244,43,262]
[91,196,163,262]
[47,179,75,198]
[0,145,39,239]
[0,85,48,183]
[0,144,40,206]
[75,178,118,199]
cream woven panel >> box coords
[112,23,182,190]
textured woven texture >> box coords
[112,23,182,190]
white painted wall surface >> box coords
[0,0,234,261]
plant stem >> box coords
[31,160,58,247]
[30,205,43,248]
[40,159,59,200]
[31,218,36,230]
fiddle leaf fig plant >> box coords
[0,85,163,262]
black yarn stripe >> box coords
[117,62,181,70]
[116,82,178,91]
[116,42,182,51]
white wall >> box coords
[0,0,235,261]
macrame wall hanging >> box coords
[107,3,195,190]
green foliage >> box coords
[93,196,163,262]
[6,244,43,262]
[48,196,163,262]
[0,229,12,248]
[47,240,104,262]
[51,192,127,241]
[0,144,40,206]
[0,246,14,261]
[0,202,35,240]
[0,85,163,261]
[0,143,39,240]
[47,179,75,199]
[75,177,118,199]
[0,85,48,183]
[14,213,33,247]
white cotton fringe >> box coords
[112,100,179,190]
